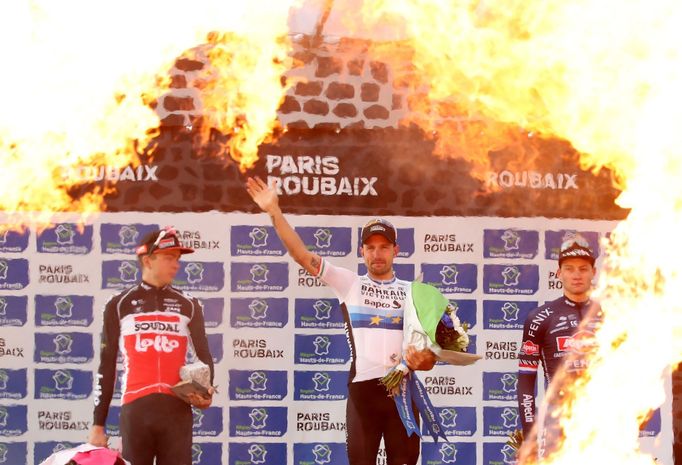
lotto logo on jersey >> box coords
[0,405,27,436]
[229,442,287,465]
[483,442,518,465]
[100,223,158,254]
[293,443,348,465]
[556,330,597,354]
[231,225,286,256]
[229,406,288,437]
[36,224,93,254]
[0,258,29,290]
[0,441,27,465]
[420,442,476,465]
[0,228,29,253]
[34,295,93,327]
[521,340,539,356]
[0,295,28,326]
[0,369,27,400]
[192,406,223,437]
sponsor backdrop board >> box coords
[0,212,671,465]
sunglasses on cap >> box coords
[560,235,591,253]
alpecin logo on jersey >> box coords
[295,226,352,257]
[231,225,286,256]
[483,264,539,295]
[294,371,348,401]
[35,295,93,327]
[556,330,597,354]
[229,407,288,437]
[294,443,347,465]
[421,263,477,294]
[229,370,288,401]
[0,369,27,400]
[0,227,29,253]
[100,223,158,254]
[230,297,288,328]
[232,262,289,292]
[0,295,28,326]
[229,442,287,465]
[483,229,539,259]
[37,224,93,254]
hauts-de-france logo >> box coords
[312,444,332,464]
[52,370,73,391]
[484,264,539,295]
[118,261,139,283]
[248,444,267,464]
[501,302,520,321]
[119,225,140,246]
[313,336,331,356]
[313,300,332,320]
[249,371,268,391]
[185,263,205,284]
[0,260,9,281]
[249,408,268,430]
[439,443,458,464]
[501,408,519,429]
[54,334,73,354]
[313,229,333,249]
[501,373,518,393]
[501,266,521,286]
[250,264,269,284]
[249,299,269,320]
[0,370,8,391]
[440,265,459,285]
[312,372,331,392]
[55,224,76,245]
[191,444,202,464]
[501,230,521,250]
[500,444,517,464]
[438,408,457,428]
[0,297,7,316]
[249,227,269,248]
[54,297,74,318]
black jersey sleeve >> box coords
[517,308,543,438]
[188,298,214,384]
[93,296,121,426]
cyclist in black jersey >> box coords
[87,227,214,465]
[247,177,437,465]
[517,235,600,459]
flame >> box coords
[354,0,682,463]
[0,1,297,229]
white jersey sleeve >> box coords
[316,258,357,303]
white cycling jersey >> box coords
[318,259,409,382]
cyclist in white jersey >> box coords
[247,176,436,465]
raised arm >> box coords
[246,176,321,275]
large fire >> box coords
[357,0,680,463]
[0,1,296,229]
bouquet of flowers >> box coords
[380,281,480,395]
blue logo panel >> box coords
[174,261,225,292]
[0,258,29,290]
[0,441,27,465]
[191,442,222,465]
[483,300,537,330]
[449,299,477,329]
[483,406,519,437]
[34,369,92,400]
[483,265,539,295]
[100,223,158,254]
[231,225,286,256]
[294,443,348,465]
[35,295,94,327]
[294,371,348,401]
[37,224,93,254]
[294,334,350,365]
[34,332,93,363]
[199,297,223,328]
[0,369,27,400]
[0,295,28,326]
[640,409,661,437]
[358,263,415,281]
[482,372,519,402]
[193,406,223,437]
[229,442,287,465]
[230,297,288,328]
[421,263,477,294]
[229,370,288,401]
[420,441,476,465]
[34,442,81,465]
[357,227,415,258]
[0,405,27,436]
[104,406,121,436]
[231,262,289,292]
[101,260,140,289]
[207,333,223,363]
[545,230,600,260]
[484,229,539,259]
[297,227,352,257]
[427,407,476,437]
[294,298,344,329]
[229,406,288,437]
[0,228,29,253]
[483,442,519,465]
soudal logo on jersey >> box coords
[34,442,80,465]
[521,340,540,356]
[483,264,539,295]
[296,226,352,257]
[36,224,93,254]
[199,297,223,328]
[100,223,158,254]
[231,225,286,256]
[293,443,347,465]
[101,260,140,289]
[483,229,539,259]
[0,258,29,290]
[482,372,518,402]
[545,230,600,260]
[34,333,93,363]
[557,330,597,354]
[421,263,477,294]
[483,442,518,465]
[483,300,536,330]
[294,334,350,365]
[229,370,288,401]
[133,319,181,333]
[35,295,93,327]
[190,442,222,465]
[0,441,26,465]
[448,299,477,329]
[294,371,348,401]
[0,368,27,400]
[0,228,29,253]
[207,333,224,363]
[294,298,344,329]
[0,405,27,436]
[229,406,288,437]
[231,262,289,292]
[429,406,476,437]
[639,409,661,437]
[229,442,287,465]
[174,262,225,292]
[230,297,288,328]
[423,233,475,254]
[34,369,92,400]
[358,263,415,281]
[0,295,28,326]
[483,406,519,437]
[192,406,223,437]
[356,227,415,258]
[421,442,475,465]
